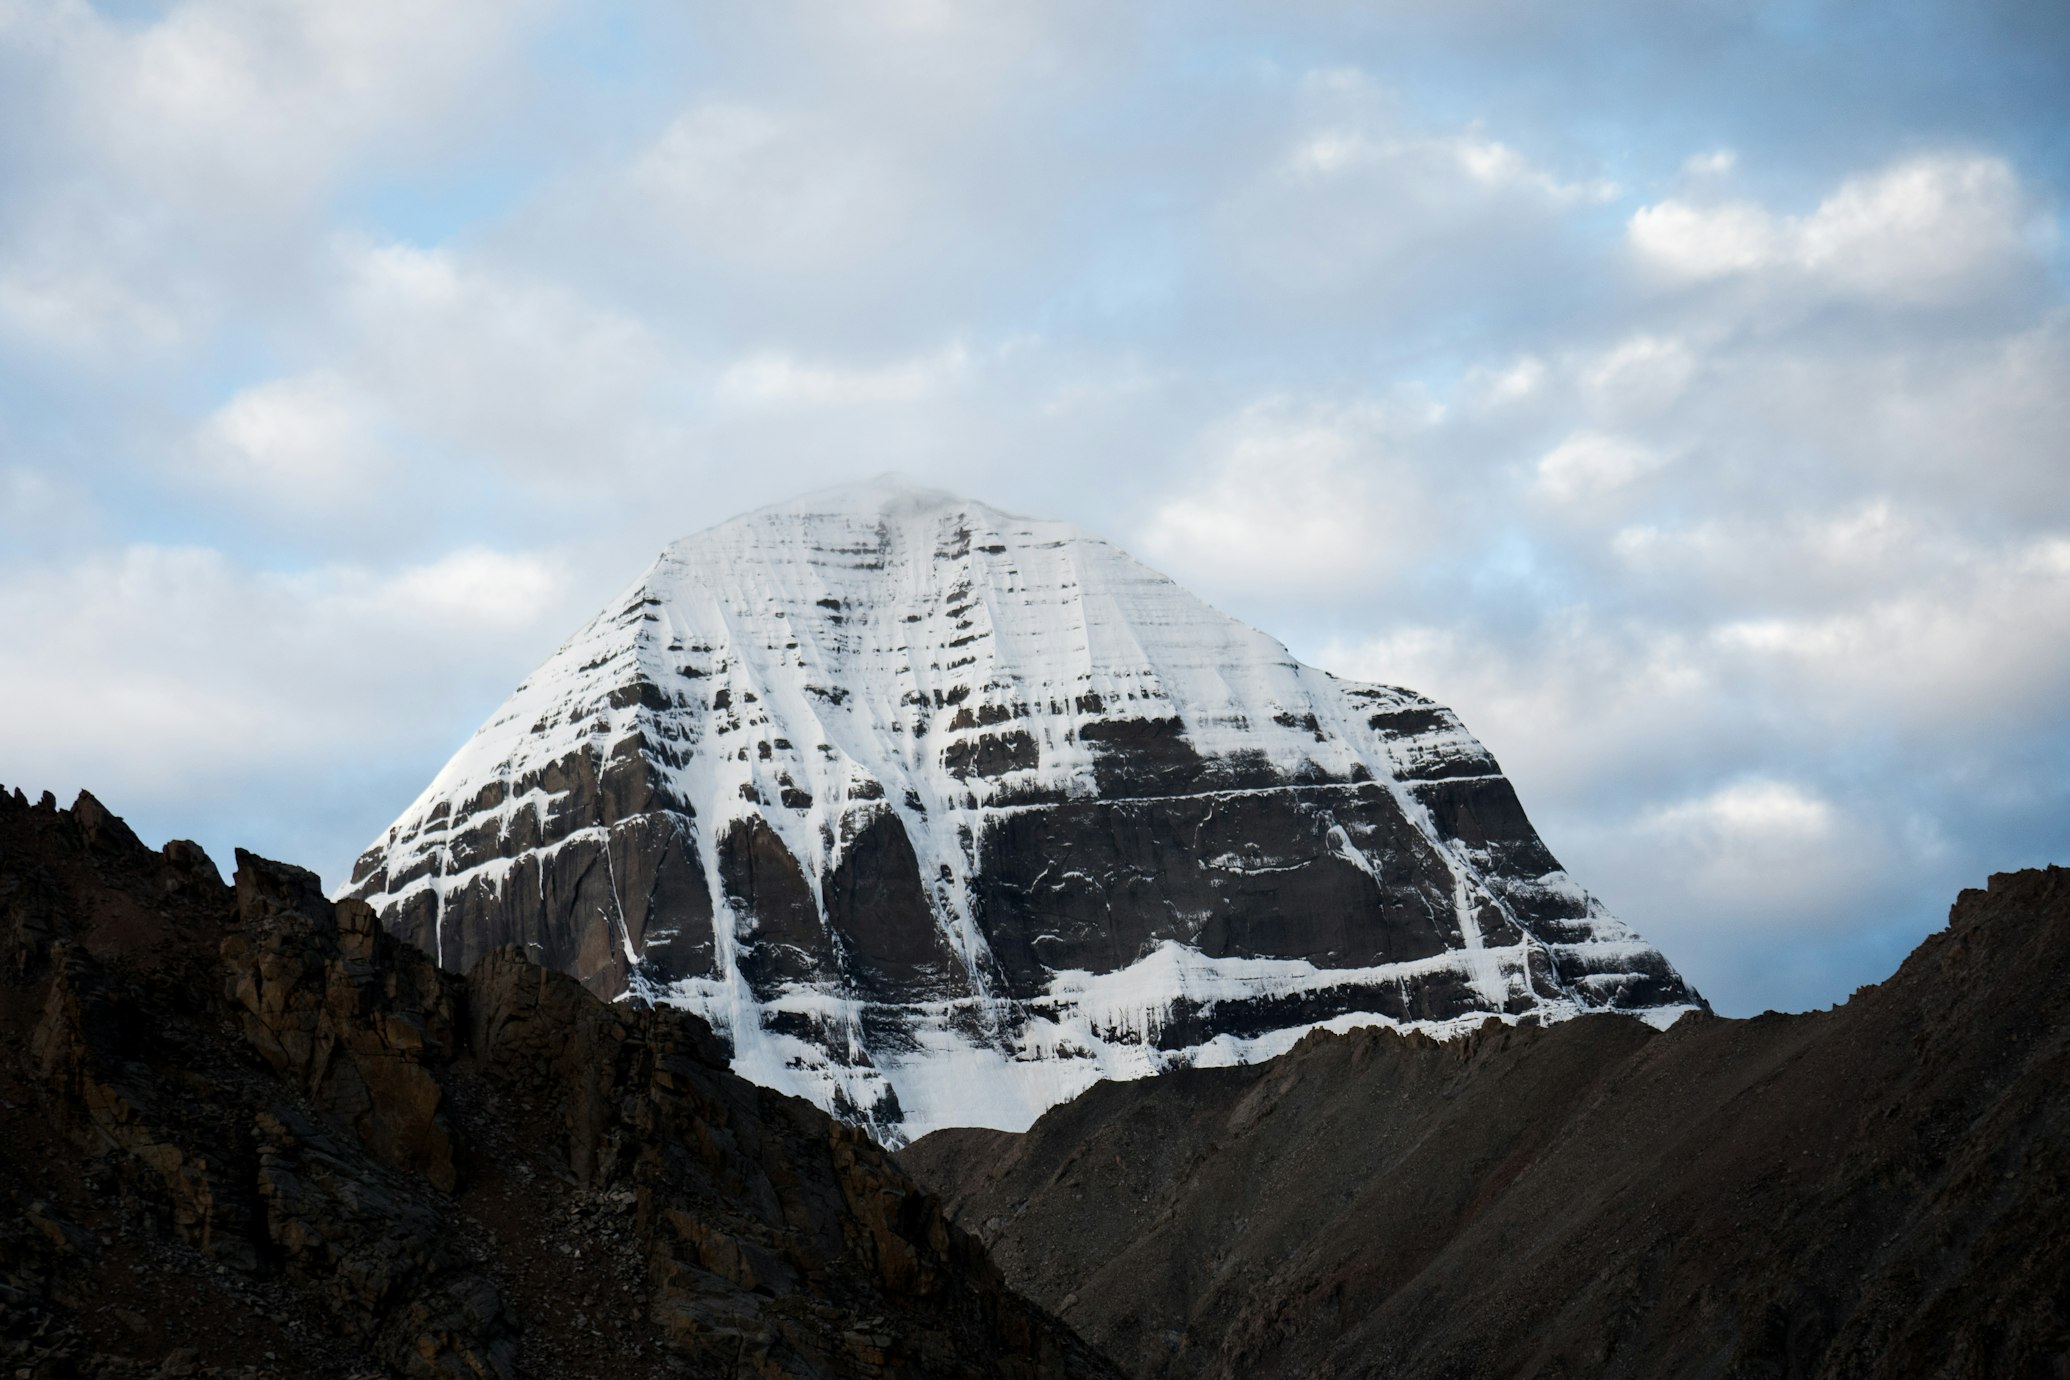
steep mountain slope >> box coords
[900,867,2070,1380]
[0,784,1118,1379]
[347,482,1700,1143]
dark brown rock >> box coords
[720,813,838,998]
[0,785,1120,1380]
[824,808,960,1000]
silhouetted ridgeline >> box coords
[7,780,2063,1379]
[902,865,2070,1379]
[0,785,1117,1379]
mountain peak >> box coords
[348,485,1702,1144]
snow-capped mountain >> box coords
[346,482,1702,1143]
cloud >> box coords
[619,104,916,276]
[0,0,567,410]
[0,227,190,359]
[1628,199,1778,278]
[716,343,973,408]
[1139,397,1439,589]
[1646,777,1835,839]
[1534,431,1670,502]
[336,241,676,476]
[1287,125,1619,206]
[0,540,576,880]
[1210,68,1623,323]
[342,547,564,631]
[195,370,385,501]
[1610,500,1922,607]
[1629,153,2049,303]
[1578,335,1696,414]
[1466,356,1549,408]
[1707,532,2070,734]
[0,2,2063,1027]
[7,0,552,214]
[1631,777,1886,922]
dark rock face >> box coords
[345,486,1704,1143]
[900,866,2070,1380]
[0,784,1119,1379]
[720,814,834,998]
[824,809,962,1002]
[370,747,719,998]
[971,783,1470,995]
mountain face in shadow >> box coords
[902,866,2070,1380]
[0,784,1118,1379]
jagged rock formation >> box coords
[0,784,1119,1379]
[346,482,1701,1143]
[900,867,2070,1380]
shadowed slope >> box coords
[0,784,1118,1379]
[902,867,2070,1380]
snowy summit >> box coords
[347,482,1702,1143]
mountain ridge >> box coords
[899,864,2070,1379]
[0,781,1120,1378]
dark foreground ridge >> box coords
[0,785,1119,1380]
[902,867,2070,1379]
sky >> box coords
[1,0,2065,1017]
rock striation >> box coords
[346,482,1702,1143]
[0,783,1118,1379]
[900,866,2070,1380]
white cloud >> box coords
[31,0,551,213]
[1610,501,1922,592]
[0,238,189,358]
[337,241,676,478]
[166,238,681,514]
[1470,356,1548,407]
[1634,778,1866,915]
[1619,776,1896,947]
[330,547,564,631]
[1629,153,2047,303]
[716,343,973,407]
[1139,398,1434,589]
[1285,125,1618,205]
[1220,74,1621,304]
[196,370,382,499]
[0,0,556,372]
[1628,198,1780,278]
[1579,335,1696,414]
[1534,430,1668,501]
[1707,532,2070,732]
[616,103,916,273]
[1284,67,1616,207]
[0,541,572,826]
[1645,777,1836,839]
[1796,155,2037,300]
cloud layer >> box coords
[1,0,2064,1016]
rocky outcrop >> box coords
[900,866,2070,1380]
[0,784,1118,1379]
[345,483,1702,1143]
